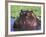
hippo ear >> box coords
[20,12,23,16]
[30,11,33,13]
[21,10,23,12]
[21,13,23,15]
[20,10,23,15]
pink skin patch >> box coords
[26,20,37,26]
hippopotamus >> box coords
[13,10,41,31]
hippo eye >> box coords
[23,12,26,14]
